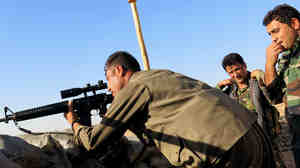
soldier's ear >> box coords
[241,63,247,70]
[115,65,127,76]
[291,18,300,30]
[114,65,124,77]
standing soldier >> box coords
[263,3,300,167]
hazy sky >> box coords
[0,0,299,135]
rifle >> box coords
[0,80,113,134]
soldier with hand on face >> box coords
[263,3,300,167]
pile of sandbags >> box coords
[0,134,68,168]
[0,130,170,168]
[0,150,22,168]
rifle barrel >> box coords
[0,101,68,123]
[0,93,113,123]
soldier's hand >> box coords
[64,100,78,125]
[217,79,232,88]
[266,42,284,67]
[250,69,263,80]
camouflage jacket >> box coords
[268,37,300,116]
[217,71,280,137]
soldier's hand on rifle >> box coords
[64,100,79,125]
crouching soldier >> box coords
[65,51,275,168]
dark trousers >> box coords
[216,122,275,168]
[287,115,300,168]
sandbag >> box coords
[0,134,53,168]
[14,129,171,168]
[0,151,22,168]
[20,132,113,168]
[125,135,171,168]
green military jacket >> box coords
[217,72,257,111]
[74,70,256,166]
[217,71,280,138]
[268,37,300,115]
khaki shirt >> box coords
[74,70,256,165]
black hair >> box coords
[222,53,246,70]
[263,4,300,26]
[104,51,141,74]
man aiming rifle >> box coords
[65,51,275,168]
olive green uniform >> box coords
[73,70,273,167]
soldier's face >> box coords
[266,19,299,50]
[225,64,248,84]
[105,65,126,97]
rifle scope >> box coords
[60,80,107,99]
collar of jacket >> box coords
[230,71,251,97]
[281,36,300,58]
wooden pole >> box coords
[128,0,150,70]
[124,0,151,139]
